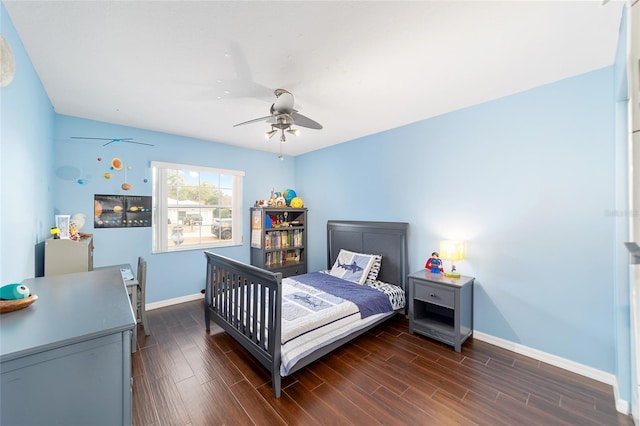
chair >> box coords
[136,257,151,335]
[133,257,151,348]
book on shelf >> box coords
[265,248,302,267]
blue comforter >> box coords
[293,272,392,318]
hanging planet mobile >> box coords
[122,163,131,190]
[111,158,123,170]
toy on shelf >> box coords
[283,189,297,205]
[290,197,304,208]
[258,187,305,208]
[275,196,287,208]
[69,213,86,240]
[425,252,443,274]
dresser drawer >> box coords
[413,282,454,309]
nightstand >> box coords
[408,269,474,352]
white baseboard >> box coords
[473,331,630,415]
[145,292,204,311]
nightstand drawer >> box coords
[414,282,454,309]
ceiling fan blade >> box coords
[233,115,273,127]
[291,112,323,130]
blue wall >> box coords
[297,67,618,376]
[53,114,296,302]
[0,2,55,283]
[0,0,631,410]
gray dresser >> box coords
[1,268,135,426]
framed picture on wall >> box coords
[55,214,71,238]
[94,194,152,228]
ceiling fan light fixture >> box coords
[265,129,277,140]
[234,89,323,142]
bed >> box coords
[204,220,408,397]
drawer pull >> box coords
[430,293,436,298]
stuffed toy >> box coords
[0,283,30,300]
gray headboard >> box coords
[326,220,409,289]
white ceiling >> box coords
[3,1,625,156]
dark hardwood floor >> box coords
[132,300,634,426]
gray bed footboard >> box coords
[204,251,283,397]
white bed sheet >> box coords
[280,310,393,375]
[279,275,404,376]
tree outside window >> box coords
[152,161,244,252]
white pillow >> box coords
[329,249,378,285]
[365,254,382,285]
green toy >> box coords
[0,283,31,300]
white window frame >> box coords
[151,161,244,253]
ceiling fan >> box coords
[70,137,154,147]
[233,89,322,142]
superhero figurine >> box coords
[425,252,443,273]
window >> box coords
[151,161,244,253]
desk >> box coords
[0,268,134,426]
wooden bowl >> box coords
[0,294,38,313]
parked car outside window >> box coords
[211,218,232,240]
[184,214,203,226]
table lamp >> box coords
[439,240,465,278]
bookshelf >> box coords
[250,207,307,277]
